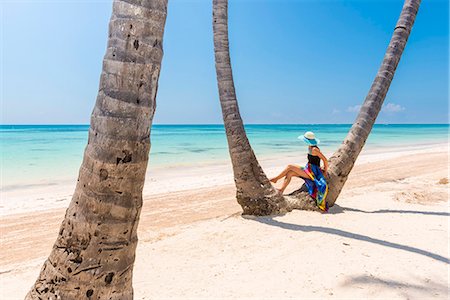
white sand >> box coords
[1,144,449,299]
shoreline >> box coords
[1,141,448,217]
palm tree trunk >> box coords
[213,0,287,215]
[324,0,421,207]
[213,0,420,212]
[26,1,168,299]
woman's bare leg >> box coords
[278,170,296,194]
[270,164,309,183]
[270,165,297,183]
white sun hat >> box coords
[298,131,320,146]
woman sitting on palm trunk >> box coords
[270,131,329,211]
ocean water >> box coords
[1,124,448,188]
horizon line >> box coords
[1,123,449,126]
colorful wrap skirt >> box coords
[302,163,328,211]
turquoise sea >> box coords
[1,124,448,188]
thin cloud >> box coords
[332,108,341,114]
[346,105,361,113]
[345,103,405,114]
[382,102,405,113]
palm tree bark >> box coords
[26,0,168,299]
[213,0,288,215]
[324,0,421,207]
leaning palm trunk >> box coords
[26,0,168,299]
[323,0,421,207]
[291,0,421,208]
[214,0,420,213]
[213,0,288,215]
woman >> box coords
[270,131,329,211]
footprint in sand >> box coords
[437,177,448,185]
[393,190,447,204]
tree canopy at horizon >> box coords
[2,0,448,125]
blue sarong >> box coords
[301,163,328,211]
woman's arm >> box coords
[312,148,328,173]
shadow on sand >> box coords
[328,204,449,217]
[249,217,449,264]
[341,274,448,297]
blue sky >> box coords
[2,0,448,124]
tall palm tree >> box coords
[26,0,168,299]
[213,0,421,213]
[213,0,288,215]
[324,0,421,207]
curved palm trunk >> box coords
[213,0,420,212]
[26,1,168,299]
[324,0,421,207]
[213,0,287,215]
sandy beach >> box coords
[2,0,448,298]
[1,144,449,299]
